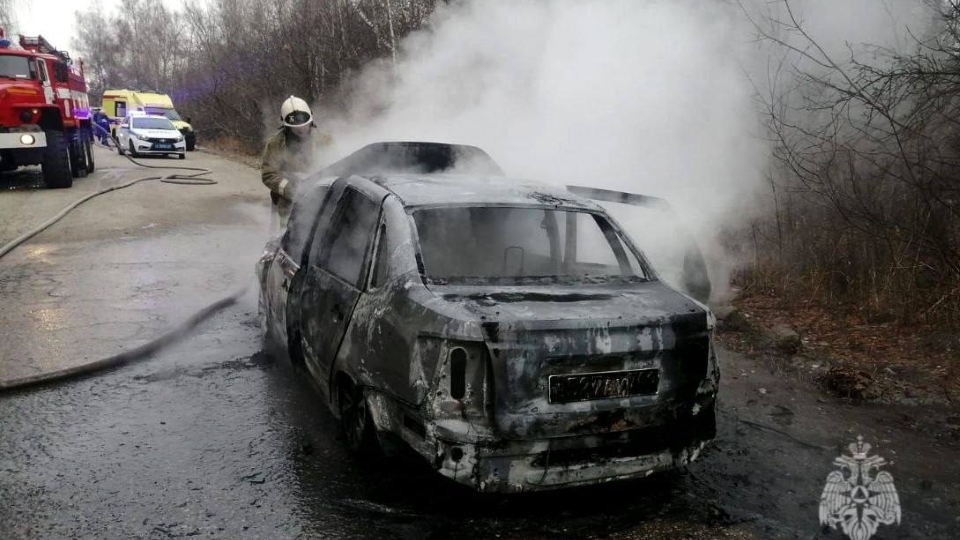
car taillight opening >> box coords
[450,347,467,400]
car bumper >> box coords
[429,400,717,493]
[133,140,186,154]
[0,131,47,150]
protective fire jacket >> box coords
[260,128,332,217]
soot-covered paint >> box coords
[257,143,719,492]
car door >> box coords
[299,185,384,387]
[264,179,329,343]
[35,59,54,104]
[117,116,131,147]
[263,245,297,342]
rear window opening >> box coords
[412,206,648,284]
[144,107,182,121]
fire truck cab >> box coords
[0,29,94,189]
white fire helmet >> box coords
[280,95,313,128]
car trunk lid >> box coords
[437,281,710,440]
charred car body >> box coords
[257,142,719,493]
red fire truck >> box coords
[0,29,94,189]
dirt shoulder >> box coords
[715,290,960,407]
[197,139,261,170]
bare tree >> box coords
[742,0,960,325]
[0,0,17,30]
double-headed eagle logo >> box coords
[819,436,901,540]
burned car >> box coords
[257,142,719,493]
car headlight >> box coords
[176,136,184,142]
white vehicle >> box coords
[116,113,186,159]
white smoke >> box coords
[312,0,938,302]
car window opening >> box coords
[413,206,647,284]
[132,117,176,130]
[0,55,34,79]
[370,223,390,289]
[321,189,380,288]
[144,107,182,121]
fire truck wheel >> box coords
[84,137,95,174]
[41,131,73,189]
[70,135,88,178]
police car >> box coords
[116,111,186,159]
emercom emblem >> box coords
[819,436,901,540]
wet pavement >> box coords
[2,147,959,539]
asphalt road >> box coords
[1,146,958,539]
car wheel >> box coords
[69,133,87,178]
[128,141,138,158]
[285,324,305,367]
[84,136,95,174]
[178,153,185,160]
[258,292,275,350]
[41,130,73,189]
[338,377,379,455]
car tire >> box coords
[84,136,95,174]
[286,325,305,368]
[258,293,277,353]
[41,130,73,189]
[128,140,138,158]
[178,153,185,160]
[338,377,380,455]
[69,132,87,178]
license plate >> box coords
[154,144,172,150]
[548,368,659,404]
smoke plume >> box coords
[310,0,936,302]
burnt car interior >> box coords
[413,206,648,284]
[566,185,711,302]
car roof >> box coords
[365,174,601,211]
[306,142,601,211]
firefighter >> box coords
[261,95,328,229]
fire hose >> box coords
[0,123,250,392]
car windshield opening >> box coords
[0,55,33,79]
[412,206,648,284]
[132,117,176,130]
[144,107,182,121]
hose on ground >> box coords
[0,289,246,391]
[0,122,250,392]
